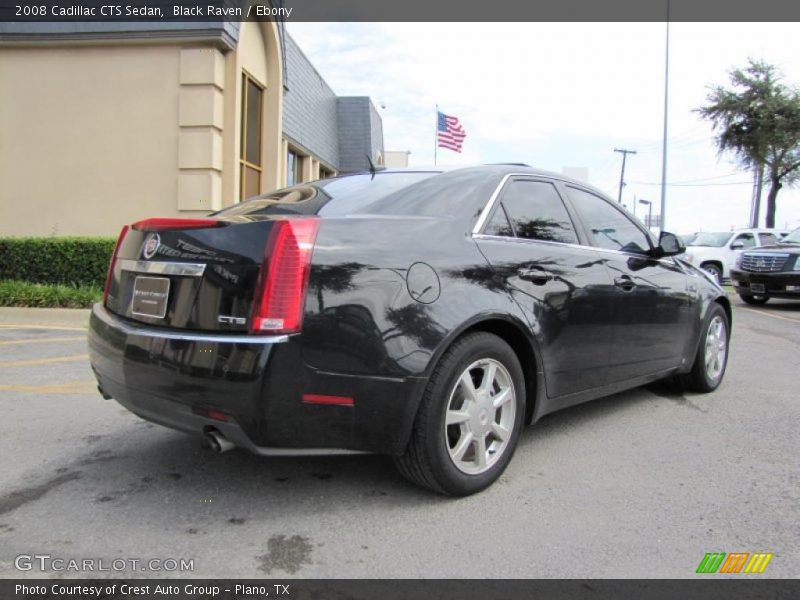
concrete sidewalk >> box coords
[0,306,91,329]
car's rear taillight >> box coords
[131,218,223,231]
[103,225,129,307]
[250,218,320,335]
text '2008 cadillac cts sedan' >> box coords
[88,165,731,495]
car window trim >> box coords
[558,182,656,255]
[472,174,583,245]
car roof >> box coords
[344,164,612,198]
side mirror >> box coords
[730,240,744,249]
[652,231,685,257]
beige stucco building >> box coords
[0,22,384,236]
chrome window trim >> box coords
[93,304,287,345]
[471,173,523,235]
[118,260,206,277]
[473,233,677,265]
[472,174,665,259]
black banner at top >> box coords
[2,0,800,22]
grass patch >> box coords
[0,280,102,308]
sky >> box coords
[286,22,800,235]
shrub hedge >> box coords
[0,280,102,308]
[0,237,116,287]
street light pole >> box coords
[659,1,671,231]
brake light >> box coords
[251,218,320,334]
[103,225,129,307]
[131,218,223,231]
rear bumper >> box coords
[730,269,800,299]
[88,304,427,455]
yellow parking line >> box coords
[0,353,87,368]
[0,381,97,394]
[0,336,85,346]
[738,307,800,324]
[0,324,87,332]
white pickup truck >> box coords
[682,228,787,283]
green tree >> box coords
[697,59,800,228]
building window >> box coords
[319,166,334,180]
[287,148,302,186]
[240,73,263,201]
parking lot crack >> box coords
[0,471,80,516]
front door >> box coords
[562,185,692,381]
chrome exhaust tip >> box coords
[205,429,235,453]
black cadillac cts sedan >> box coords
[88,165,731,495]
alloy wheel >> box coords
[444,358,516,475]
[705,315,728,383]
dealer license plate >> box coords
[131,276,170,319]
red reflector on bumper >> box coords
[192,407,230,422]
[302,394,355,406]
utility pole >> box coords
[749,165,763,228]
[614,148,637,204]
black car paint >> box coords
[88,165,729,456]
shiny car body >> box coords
[88,165,732,495]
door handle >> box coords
[518,268,552,285]
[614,275,636,291]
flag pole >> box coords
[434,104,438,166]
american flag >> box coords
[437,111,467,153]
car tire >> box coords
[701,263,723,285]
[394,332,526,496]
[679,303,730,393]
[739,293,769,305]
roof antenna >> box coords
[366,154,384,178]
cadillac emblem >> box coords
[143,233,160,259]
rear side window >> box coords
[484,205,514,237]
[496,180,578,244]
[566,186,651,254]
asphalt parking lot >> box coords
[0,299,798,579]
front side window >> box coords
[566,186,651,254]
[496,180,578,244]
[239,73,263,201]
[733,233,755,248]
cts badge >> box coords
[218,315,247,325]
[143,233,160,259]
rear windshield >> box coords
[215,172,438,218]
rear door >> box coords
[473,177,615,398]
[561,185,691,381]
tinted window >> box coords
[216,173,437,218]
[484,205,514,237]
[498,180,577,244]
[567,186,651,253]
